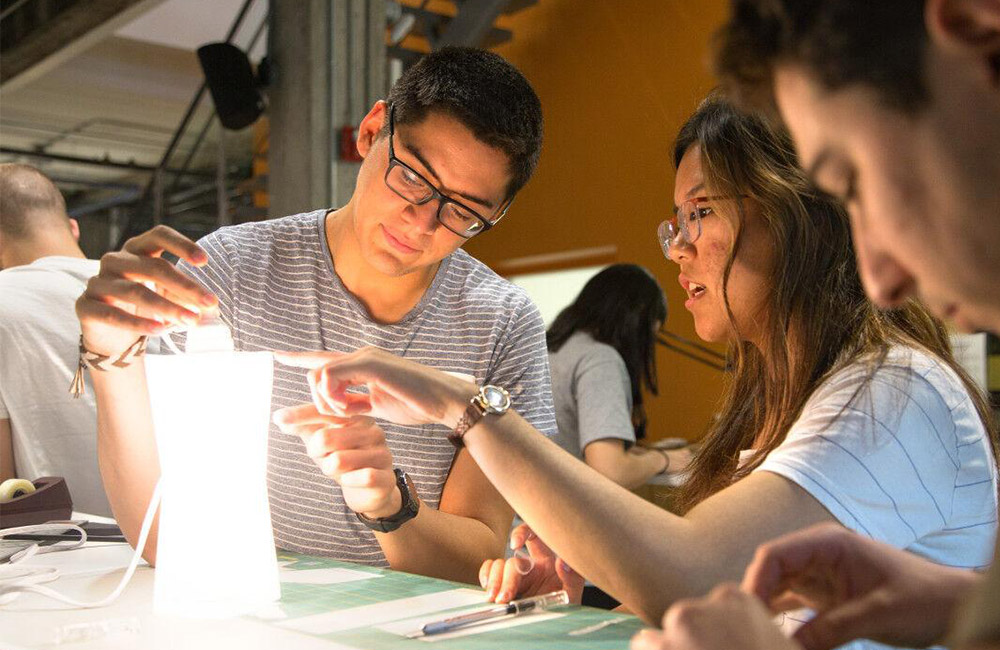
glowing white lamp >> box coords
[145,324,279,618]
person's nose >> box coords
[401,200,439,235]
[855,235,916,308]
[667,237,694,265]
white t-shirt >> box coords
[754,346,999,650]
[0,256,109,516]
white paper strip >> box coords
[279,568,382,585]
[277,588,486,635]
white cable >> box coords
[0,478,162,608]
[2,522,87,562]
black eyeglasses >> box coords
[384,104,510,238]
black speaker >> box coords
[197,42,265,130]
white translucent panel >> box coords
[146,350,279,618]
[509,265,608,326]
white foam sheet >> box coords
[278,567,382,586]
[276,588,487,635]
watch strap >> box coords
[355,469,419,533]
[448,399,486,449]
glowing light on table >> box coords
[145,349,279,618]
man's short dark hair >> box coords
[0,163,69,239]
[385,46,543,200]
[714,0,929,116]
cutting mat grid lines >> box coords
[269,552,646,649]
[330,611,647,650]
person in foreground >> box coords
[629,0,1000,648]
[276,95,999,650]
[74,47,555,583]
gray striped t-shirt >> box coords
[179,209,557,565]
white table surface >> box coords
[0,543,351,650]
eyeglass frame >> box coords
[657,194,748,258]
[384,103,512,238]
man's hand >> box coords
[742,522,980,650]
[630,584,798,650]
[273,403,401,518]
[76,225,218,357]
[479,524,584,604]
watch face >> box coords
[481,385,510,413]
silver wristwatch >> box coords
[448,385,511,448]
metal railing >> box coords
[114,0,268,249]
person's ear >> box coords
[68,218,80,242]
[355,100,388,160]
[926,0,1000,84]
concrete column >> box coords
[268,0,386,218]
[267,0,330,218]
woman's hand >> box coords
[276,348,475,427]
[665,446,694,474]
[479,524,584,604]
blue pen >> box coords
[420,590,569,636]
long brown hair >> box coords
[676,95,999,512]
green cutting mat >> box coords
[264,552,647,650]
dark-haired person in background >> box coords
[546,264,682,490]
[75,47,555,583]
[630,1,1000,649]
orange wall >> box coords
[464,1,731,442]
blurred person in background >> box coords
[0,162,108,516]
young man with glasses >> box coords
[631,1,1000,649]
[75,47,554,583]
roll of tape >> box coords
[0,478,36,503]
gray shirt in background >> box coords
[178,209,557,566]
[548,331,635,460]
